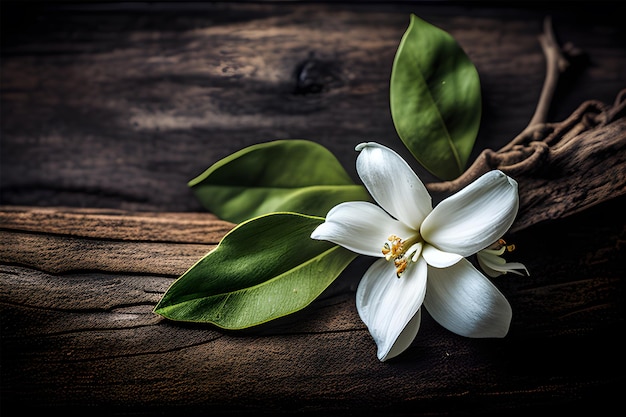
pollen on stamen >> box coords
[382,235,417,277]
[498,238,516,252]
[394,257,408,278]
[382,235,403,258]
[382,243,392,260]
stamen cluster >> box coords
[382,234,421,278]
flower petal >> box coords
[424,258,512,338]
[356,257,427,361]
[311,201,415,257]
[355,142,432,229]
[384,309,422,361]
[422,244,463,268]
[421,170,519,256]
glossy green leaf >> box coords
[189,140,371,223]
[153,212,357,329]
[390,14,482,180]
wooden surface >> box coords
[1,201,624,416]
[1,2,625,416]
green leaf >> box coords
[390,14,482,181]
[153,212,357,329]
[189,139,371,223]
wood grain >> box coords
[1,198,624,416]
[1,2,625,416]
[0,206,233,274]
[2,2,625,212]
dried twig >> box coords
[526,17,569,129]
[426,17,626,232]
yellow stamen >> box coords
[394,258,408,277]
[497,238,516,252]
[382,234,423,278]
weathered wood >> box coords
[1,2,625,211]
[1,199,624,415]
[1,2,626,416]
[0,206,234,243]
[0,206,233,275]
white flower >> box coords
[311,142,520,361]
[477,239,529,278]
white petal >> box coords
[311,201,415,257]
[384,309,422,361]
[421,170,519,256]
[421,244,463,268]
[423,258,512,338]
[356,257,427,361]
[355,142,432,230]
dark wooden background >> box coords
[1,1,625,416]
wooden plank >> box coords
[0,230,212,275]
[0,206,233,274]
[1,198,624,415]
[1,2,625,415]
[2,2,625,212]
[0,206,234,243]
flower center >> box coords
[382,234,423,278]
